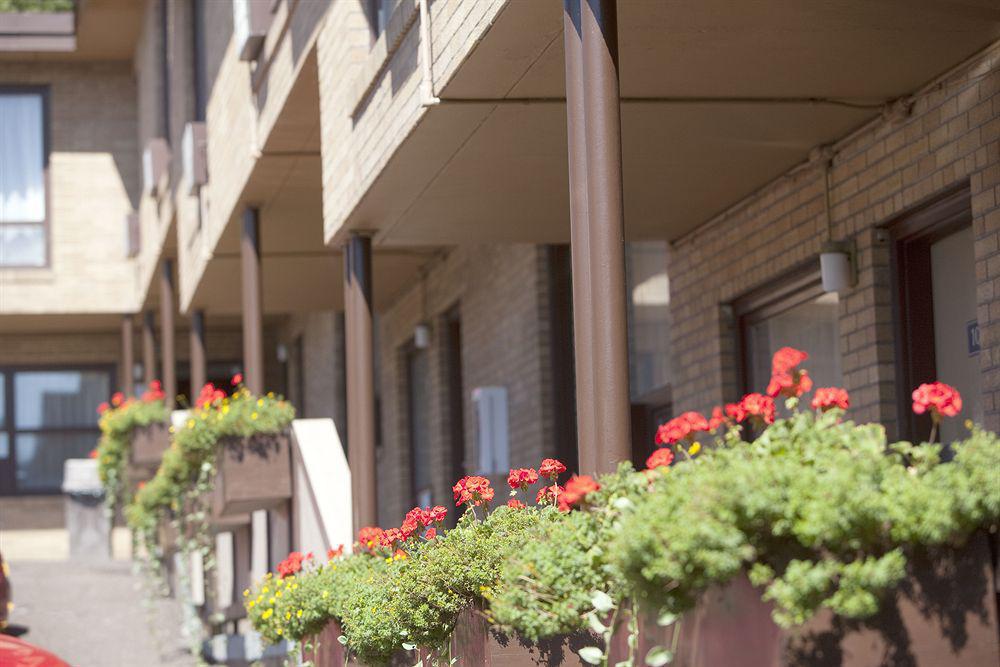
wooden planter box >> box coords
[211,432,292,517]
[303,533,999,667]
[638,531,1000,667]
[129,422,171,469]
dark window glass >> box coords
[407,346,432,506]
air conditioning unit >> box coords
[233,0,272,62]
[182,121,208,195]
[142,138,171,195]
[124,212,140,258]
[472,386,509,475]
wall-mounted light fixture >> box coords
[414,323,431,349]
[820,239,855,294]
[276,342,289,363]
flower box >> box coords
[636,531,1000,667]
[211,432,292,517]
[128,421,171,469]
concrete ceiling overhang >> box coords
[187,66,439,316]
[337,0,1000,246]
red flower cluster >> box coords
[277,551,312,578]
[507,499,526,509]
[734,393,776,425]
[356,526,384,553]
[912,382,962,421]
[766,347,812,399]
[655,411,709,445]
[141,379,166,403]
[452,476,494,506]
[327,545,344,560]
[88,448,99,459]
[536,484,564,505]
[195,382,227,409]
[558,474,600,512]
[645,447,674,470]
[400,505,447,539]
[97,401,110,415]
[379,528,405,549]
[811,387,850,412]
[507,467,539,490]
[538,458,566,480]
[231,373,243,386]
[111,392,125,407]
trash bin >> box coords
[62,459,111,561]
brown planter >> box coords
[211,432,292,517]
[637,531,1000,667]
[129,422,171,469]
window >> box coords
[367,0,400,38]
[0,90,47,267]
[736,269,842,400]
[626,241,673,464]
[0,368,112,494]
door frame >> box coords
[888,183,973,441]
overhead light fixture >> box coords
[820,240,855,294]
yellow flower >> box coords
[222,405,229,415]
[276,628,283,635]
[689,442,702,456]
[267,392,274,398]
[276,590,282,598]
[296,609,303,618]
[268,597,275,605]
[321,591,329,599]
[261,608,273,620]
[257,398,264,407]
[251,412,259,420]
[187,419,195,429]
[285,611,291,620]
[243,589,250,597]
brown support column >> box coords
[580,0,631,472]
[142,310,157,387]
[121,315,135,396]
[190,309,207,396]
[563,0,597,474]
[344,233,377,530]
[241,208,265,395]
[160,259,177,408]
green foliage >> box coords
[96,397,170,511]
[611,411,1000,628]
[490,464,647,641]
[246,553,386,645]
[0,0,74,12]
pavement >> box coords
[4,543,196,667]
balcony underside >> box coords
[331,0,1000,246]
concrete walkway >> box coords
[6,559,196,667]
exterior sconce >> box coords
[820,240,855,294]
[276,343,288,363]
[414,323,431,349]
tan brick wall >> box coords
[373,243,561,525]
[317,0,506,243]
[0,62,139,315]
[670,43,1000,437]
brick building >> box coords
[0,0,998,545]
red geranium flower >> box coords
[536,484,564,505]
[912,382,962,421]
[724,402,747,422]
[379,528,405,548]
[231,373,243,386]
[425,505,447,524]
[811,387,850,412]
[740,392,776,425]
[766,369,813,399]
[111,392,124,407]
[507,499,526,509]
[772,347,808,374]
[655,411,709,445]
[356,526,384,553]
[507,467,539,491]
[452,475,495,506]
[708,406,726,430]
[277,551,311,578]
[645,447,674,470]
[88,448,98,459]
[141,380,166,403]
[97,402,110,415]
[195,382,226,408]
[538,459,566,480]
[424,527,437,540]
[327,545,344,560]
[558,474,600,512]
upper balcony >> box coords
[318,0,1000,249]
